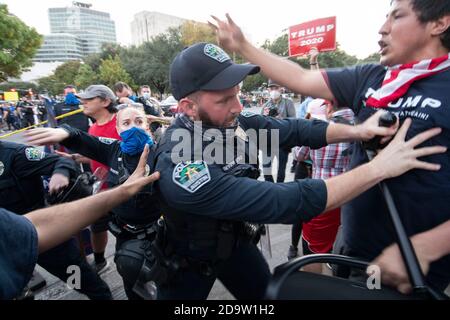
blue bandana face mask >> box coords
[119,127,154,156]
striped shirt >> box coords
[295,109,354,180]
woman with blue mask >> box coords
[25,103,160,300]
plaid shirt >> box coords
[295,109,354,180]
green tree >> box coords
[74,64,99,90]
[180,21,217,46]
[83,42,124,72]
[261,34,289,56]
[0,81,38,92]
[53,61,81,86]
[0,4,42,81]
[37,75,60,95]
[121,27,184,95]
[359,52,381,64]
[98,55,132,88]
[37,61,81,95]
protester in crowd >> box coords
[211,0,450,291]
[293,99,354,272]
[114,82,138,104]
[261,79,296,183]
[57,85,121,274]
[54,85,89,133]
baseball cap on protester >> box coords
[76,85,117,102]
[267,79,281,88]
[169,43,260,100]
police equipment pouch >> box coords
[131,218,178,299]
[242,222,266,245]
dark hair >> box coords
[409,0,450,50]
[99,97,117,114]
[113,81,131,93]
[139,85,151,94]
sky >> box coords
[3,0,391,59]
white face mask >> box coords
[142,93,151,99]
[269,90,281,100]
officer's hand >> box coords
[369,235,432,294]
[25,128,69,145]
[370,118,446,179]
[121,145,160,197]
[209,14,247,54]
[55,151,90,164]
[263,107,270,116]
[355,110,399,143]
[48,173,70,194]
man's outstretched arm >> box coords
[210,14,333,101]
[25,145,160,253]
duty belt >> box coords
[108,215,158,240]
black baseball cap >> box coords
[170,43,260,100]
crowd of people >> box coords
[1,0,449,301]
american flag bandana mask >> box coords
[365,54,450,108]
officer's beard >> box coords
[196,105,237,129]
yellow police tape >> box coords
[0,107,172,139]
[0,108,85,139]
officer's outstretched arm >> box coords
[26,125,117,168]
[324,119,446,211]
[157,153,326,224]
[12,144,77,180]
[239,113,328,150]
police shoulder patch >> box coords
[172,161,211,193]
[0,161,4,176]
[98,137,116,145]
[25,147,46,161]
[240,110,257,118]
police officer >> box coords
[152,42,444,299]
[0,140,112,299]
[26,103,160,300]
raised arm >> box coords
[210,14,333,101]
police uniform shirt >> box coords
[326,64,450,289]
[0,208,38,299]
[155,113,329,224]
[0,141,76,214]
[59,124,160,225]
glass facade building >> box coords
[33,2,116,62]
